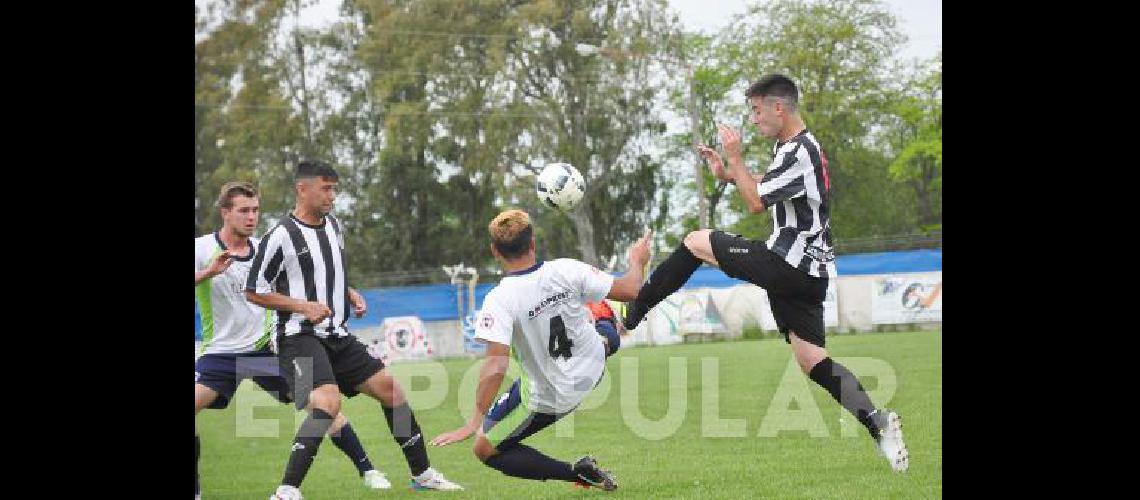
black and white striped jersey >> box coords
[246,214,352,338]
[757,129,837,278]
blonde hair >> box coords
[216,181,258,209]
[488,209,533,259]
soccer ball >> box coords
[536,162,585,211]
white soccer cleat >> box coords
[363,469,392,489]
[269,484,302,500]
[411,467,464,491]
[874,410,909,472]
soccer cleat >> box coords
[410,467,464,491]
[363,469,392,489]
[573,456,617,491]
[871,409,909,472]
[269,485,302,500]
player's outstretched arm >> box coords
[430,341,510,447]
[607,230,653,302]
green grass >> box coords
[197,330,942,499]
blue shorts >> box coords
[194,349,292,409]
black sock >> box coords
[483,444,578,482]
[330,422,374,476]
[808,358,880,437]
[282,408,335,487]
[624,243,702,330]
[382,403,430,476]
[195,434,201,495]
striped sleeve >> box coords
[758,143,808,207]
[246,227,287,294]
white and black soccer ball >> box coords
[536,162,585,212]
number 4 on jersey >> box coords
[548,315,573,359]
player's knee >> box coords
[309,385,342,416]
[314,402,342,418]
[683,230,715,262]
[682,230,705,251]
[322,399,342,418]
[472,445,489,462]
[369,370,405,406]
[794,349,826,374]
[194,384,217,414]
[473,437,497,462]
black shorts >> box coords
[194,349,292,409]
[276,333,386,409]
[709,230,829,348]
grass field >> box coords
[197,330,942,499]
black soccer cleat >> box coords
[573,456,618,491]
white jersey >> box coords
[195,233,271,355]
[474,259,615,414]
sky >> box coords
[668,0,941,63]
[276,0,942,63]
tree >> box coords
[664,32,752,235]
[491,0,680,266]
[347,0,522,275]
[195,0,304,236]
[886,52,941,231]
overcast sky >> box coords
[275,0,942,63]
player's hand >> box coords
[717,124,744,167]
[348,288,367,318]
[697,144,733,181]
[628,229,652,269]
[301,302,332,323]
[204,251,234,278]
[430,424,477,447]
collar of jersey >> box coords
[290,213,327,229]
[776,127,809,149]
[214,231,256,261]
[506,260,543,276]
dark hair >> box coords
[216,181,258,209]
[295,160,340,182]
[745,74,799,108]
[489,209,533,259]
